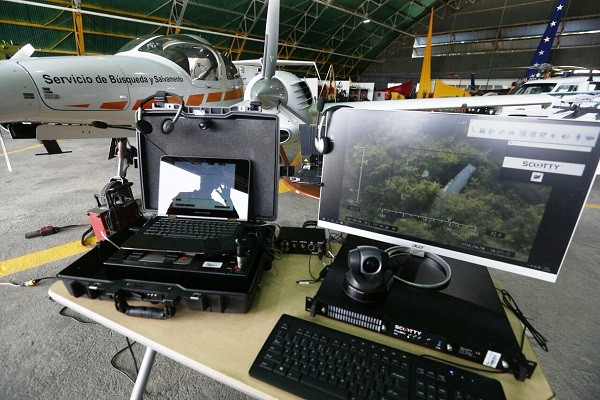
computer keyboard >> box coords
[250,314,506,400]
[143,218,240,239]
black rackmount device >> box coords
[306,235,536,381]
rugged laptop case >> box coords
[56,105,280,317]
[57,228,274,317]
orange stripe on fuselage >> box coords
[206,92,223,102]
[224,89,243,101]
[187,94,205,106]
[100,101,127,110]
[67,104,90,108]
[131,99,156,110]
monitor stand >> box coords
[306,235,536,381]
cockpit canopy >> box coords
[117,34,240,81]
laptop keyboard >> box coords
[143,218,240,239]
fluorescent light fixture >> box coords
[363,19,371,23]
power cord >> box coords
[58,306,97,324]
[297,250,330,285]
[25,224,90,239]
[0,276,55,287]
[56,304,142,391]
[496,288,548,351]
[100,230,123,251]
[110,338,140,385]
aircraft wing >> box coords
[324,93,555,111]
[233,59,316,67]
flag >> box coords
[524,0,569,80]
[387,81,414,97]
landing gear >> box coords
[108,137,137,180]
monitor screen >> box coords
[158,156,250,220]
[318,109,600,282]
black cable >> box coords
[58,307,97,324]
[110,339,139,385]
[308,252,318,281]
[25,223,90,239]
[126,337,139,375]
[80,225,95,247]
[297,251,330,285]
[519,322,527,352]
[496,288,548,351]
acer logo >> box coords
[412,244,424,249]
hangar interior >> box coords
[0,1,599,399]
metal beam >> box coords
[71,0,84,55]
[3,0,379,63]
[279,0,328,60]
[312,0,415,38]
[167,0,189,35]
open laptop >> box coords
[120,156,251,255]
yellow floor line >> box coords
[0,143,43,157]
[0,237,97,278]
[587,203,600,209]
[278,178,291,194]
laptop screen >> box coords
[158,156,251,220]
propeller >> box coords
[249,0,288,110]
[9,44,34,60]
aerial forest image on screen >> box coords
[338,114,552,263]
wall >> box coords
[361,0,600,86]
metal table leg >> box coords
[130,347,157,400]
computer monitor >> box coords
[318,108,600,283]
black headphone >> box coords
[314,104,351,155]
[135,91,185,135]
[385,246,452,290]
[314,96,331,154]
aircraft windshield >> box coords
[117,35,157,53]
[514,83,556,94]
[136,35,220,80]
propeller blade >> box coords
[262,0,279,80]
[10,44,34,60]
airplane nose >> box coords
[0,62,40,123]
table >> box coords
[49,252,553,399]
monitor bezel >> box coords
[317,109,600,283]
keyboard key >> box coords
[300,374,348,399]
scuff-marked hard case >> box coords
[57,104,279,317]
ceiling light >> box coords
[363,19,371,24]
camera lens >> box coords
[363,257,380,274]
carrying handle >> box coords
[114,292,176,319]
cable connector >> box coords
[25,226,60,239]
[22,279,42,287]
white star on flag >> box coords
[544,37,550,42]
[539,50,545,55]
[557,4,563,10]
[550,21,556,27]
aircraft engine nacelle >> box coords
[244,70,313,144]
[0,62,40,123]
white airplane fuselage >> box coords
[0,35,244,138]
